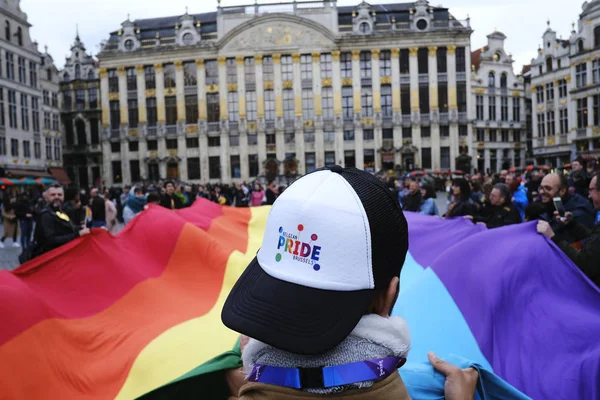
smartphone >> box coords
[553,197,566,218]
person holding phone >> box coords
[536,173,594,243]
[537,173,600,288]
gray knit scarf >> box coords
[242,315,411,395]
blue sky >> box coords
[23,0,579,72]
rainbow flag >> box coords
[0,201,598,399]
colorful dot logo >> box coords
[276,223,323,271]
[275,253,282,262]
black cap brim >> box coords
[222,257,374,355]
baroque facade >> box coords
[531,0,600,167]
[471,31,527,174]
[0,0,64,181]
[97,0,473,186]
[59,34,101,188]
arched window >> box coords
[75,64,81,79]
[500,73,507,88]
[16,27,22,46]
[595,26,600,48]
[488,72,495,87]
[63,72,70,81]
[5,21,10,41]
[578,39,585,53]
[87,70,95,79]
[546,57,553,72]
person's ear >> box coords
[378,276,400,318]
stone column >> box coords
[391,48,402,167]
[99,68,110,128]
[447,45,458,170]
[120,140,131,185]
[312,52,324,168]
[102,141,111,185]
[332,51,344,166]
[255,55,265,120]
[293,53,305,174]
[174,60,186,123]
[197,60,207,121]
[138,139,148,180]
[428,46,440,170]
[155,63,166,124]
[136,65,147,124]
[409,47,421,156]
[178,134,188,181]
[220,133,231,183]
[371,49,382,171]
[118,67,128,126]
[352,50,362,118]
[236,56,246,120]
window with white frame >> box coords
[18,57,26,84]
[246,91,257,121]
[301,55,312,81]
[20,93,29,131]
[244,57,255,85]
[320,54,332,79]
[381,85,392,117]
[45,137,52,159]
[302,89,314,120]
[559,108,568,134]
[360,52,372,79]
[476,128,485,142]
[324,131,335,143]
[341,53,352,79]
[361,87,373,117]
[488,96,496,120]
[476,95,484,120]
[537,113,546,137]
[577,98,588,128]
[263,56,274,82]
[536,86,544,104]
[322,87,334,120]
[558,79,568,98]
[546,82,554,101]
[576,64,587,88]
[228,91,239,122]
[283,89,294,120]
[264,90,275,121]
[546,111,555,136]
[501,97,509,121]
[31,97,39,132]
[380,50,391,77]
[342,87,353,119]
[8,90,16,128]
[226,58,237,84]
[23,140,30,158]
[593,59,600,84]
[281,56,293,81]
[513,97,521,121]
[54,138,61,160]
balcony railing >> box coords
[402,115,411,125]
[577,128,587,137]
[418,74,429,84]
[440,113,449,123]
[208,122,220,132]
[458,112,468,122]
[166,125,177,135]
[421,114,430,124]
[110,129,120,138]
[147,126,157,136]
[456,72,467,81]
[438,73,448,83]
[400,74,410,84]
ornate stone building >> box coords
[59,34,101,188]
[98,0,473,186]
[471,31,527,174]
[0,0,65,182]
[531,0,600,167]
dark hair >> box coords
[452,178,471,201]
[147,192,160,204]
[134,187,144,195]
[558,173,569,191]
[493,183,511,204]
[421,183,436,200]
[164,180,175,188]
[573,157,586,167]
[471,181,482,193]
[525,201,547,222]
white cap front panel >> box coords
[257,170,374,291]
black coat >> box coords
[33,207,79,257]
[159,194,184,210]
[476,202,522,229]
[540,194,595,243]
[553,220,600,288]
[445,198,477,218]
[91,197,106,222]
[402,192,422,212]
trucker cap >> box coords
[222,166,409,355]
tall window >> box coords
[128,99,138,128]
[537,114,546,137]
[488,72,495,87]
[164,64,176,88]
[126,67,137,90]
[513,97,521,121]
[488,96,496,120]
[320,54,332,79]
[342,87,353,119]
[281,56,293,81]
[112,161,122,183]
[209,156,221,179]
[500,73,507,88]
[52,93,58,107]
[226,58,237,84]
[244,57,255,85]
[184,62,197,86]
[31,97,39,132]
[576,64,587,88]
[381,86,392,117]
[593,59,600,84]
[207,93,219,122]
[34,142,41,159]
[18,57,26,83]
[302,89,314,120]
[144,65,156,89]
[6,52,14,80]
[75,64,81,79]
[185,95,198,124]
[361,87,373,117]
[322,87,334,119]
[438,83,448,112]
[165,96,177,125]
[300,54,312,81]
[456,47,466,72]
[264,90,275,121]
[489,129,497,142]
[52,114,59,131]
[577,98,588,128]
[147,98,157,126]
[595,26,600,48]
[20,93,29,131]
[400,49,410,74]
[595,95,600,126]
[0,138,5,155]
[546,82,554,101]
[16,27,22,46]
[476,128,485,142]
[75,89,85,110]
[11,138,18,156]
[437,47,447,73]
[559,108,568,133]
[283,89,294,120]
[8,90,17,128]
[43,90,49,106]
[501,97,508,121]
[227,91,239,122]
[231,155,241,178]
[418,48,428,74]
[23,140,30,158]
[341,53,352,78]
[5,21,10,41]
[457,82,467,112]
[421,148,432,169]
[380,50,391,77]
[305,153,316,173]
[440,147,450,169]
[546,111,555,136]
[88,88,98,109]
[476,95,484,120]
[109,100,120,129]
[263,56,274,82]
[205,60,218,85]
[0,89,4,127]
[63,91,72,110]
[108,69,119,92]
[360,52,372,79]
[45,137,52,159]
[536,86,544,104]
[246,91,257,121]
[29,61,37,87]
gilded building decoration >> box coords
[342,77,353,86]
[236,56,245,64]
[409,47,418,57]
[254,55,263,64]
[164,88,177,96]
[174,60,184,70]
[196,59,205,67]
[154,63,163,72]
[227,83,239,91]
[331,50,340,61]
[283,80,293,89]
[322,78,332,87]
[352,50,361,60]
[145,89,157,97]
[428,46,438,56]
[447,45,456,55]
[381,76,391,85]
[264,81,274,90]
[206,84,219,93]
[108,93,120,101]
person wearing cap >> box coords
[222,166,477,399]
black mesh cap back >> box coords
[337,168,409,291]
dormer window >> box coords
[182,32,194,45]
[124,39,134,51]
[416,19,428,31]
[16,27,22,46]
[488,72,495,87]
[88,70,95,79]
[493,53,500,62]
[578,39,584,53]
[359,22,371,34]
[546,57,553,72]
[500,73,507,88]
[75,64,81,79]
